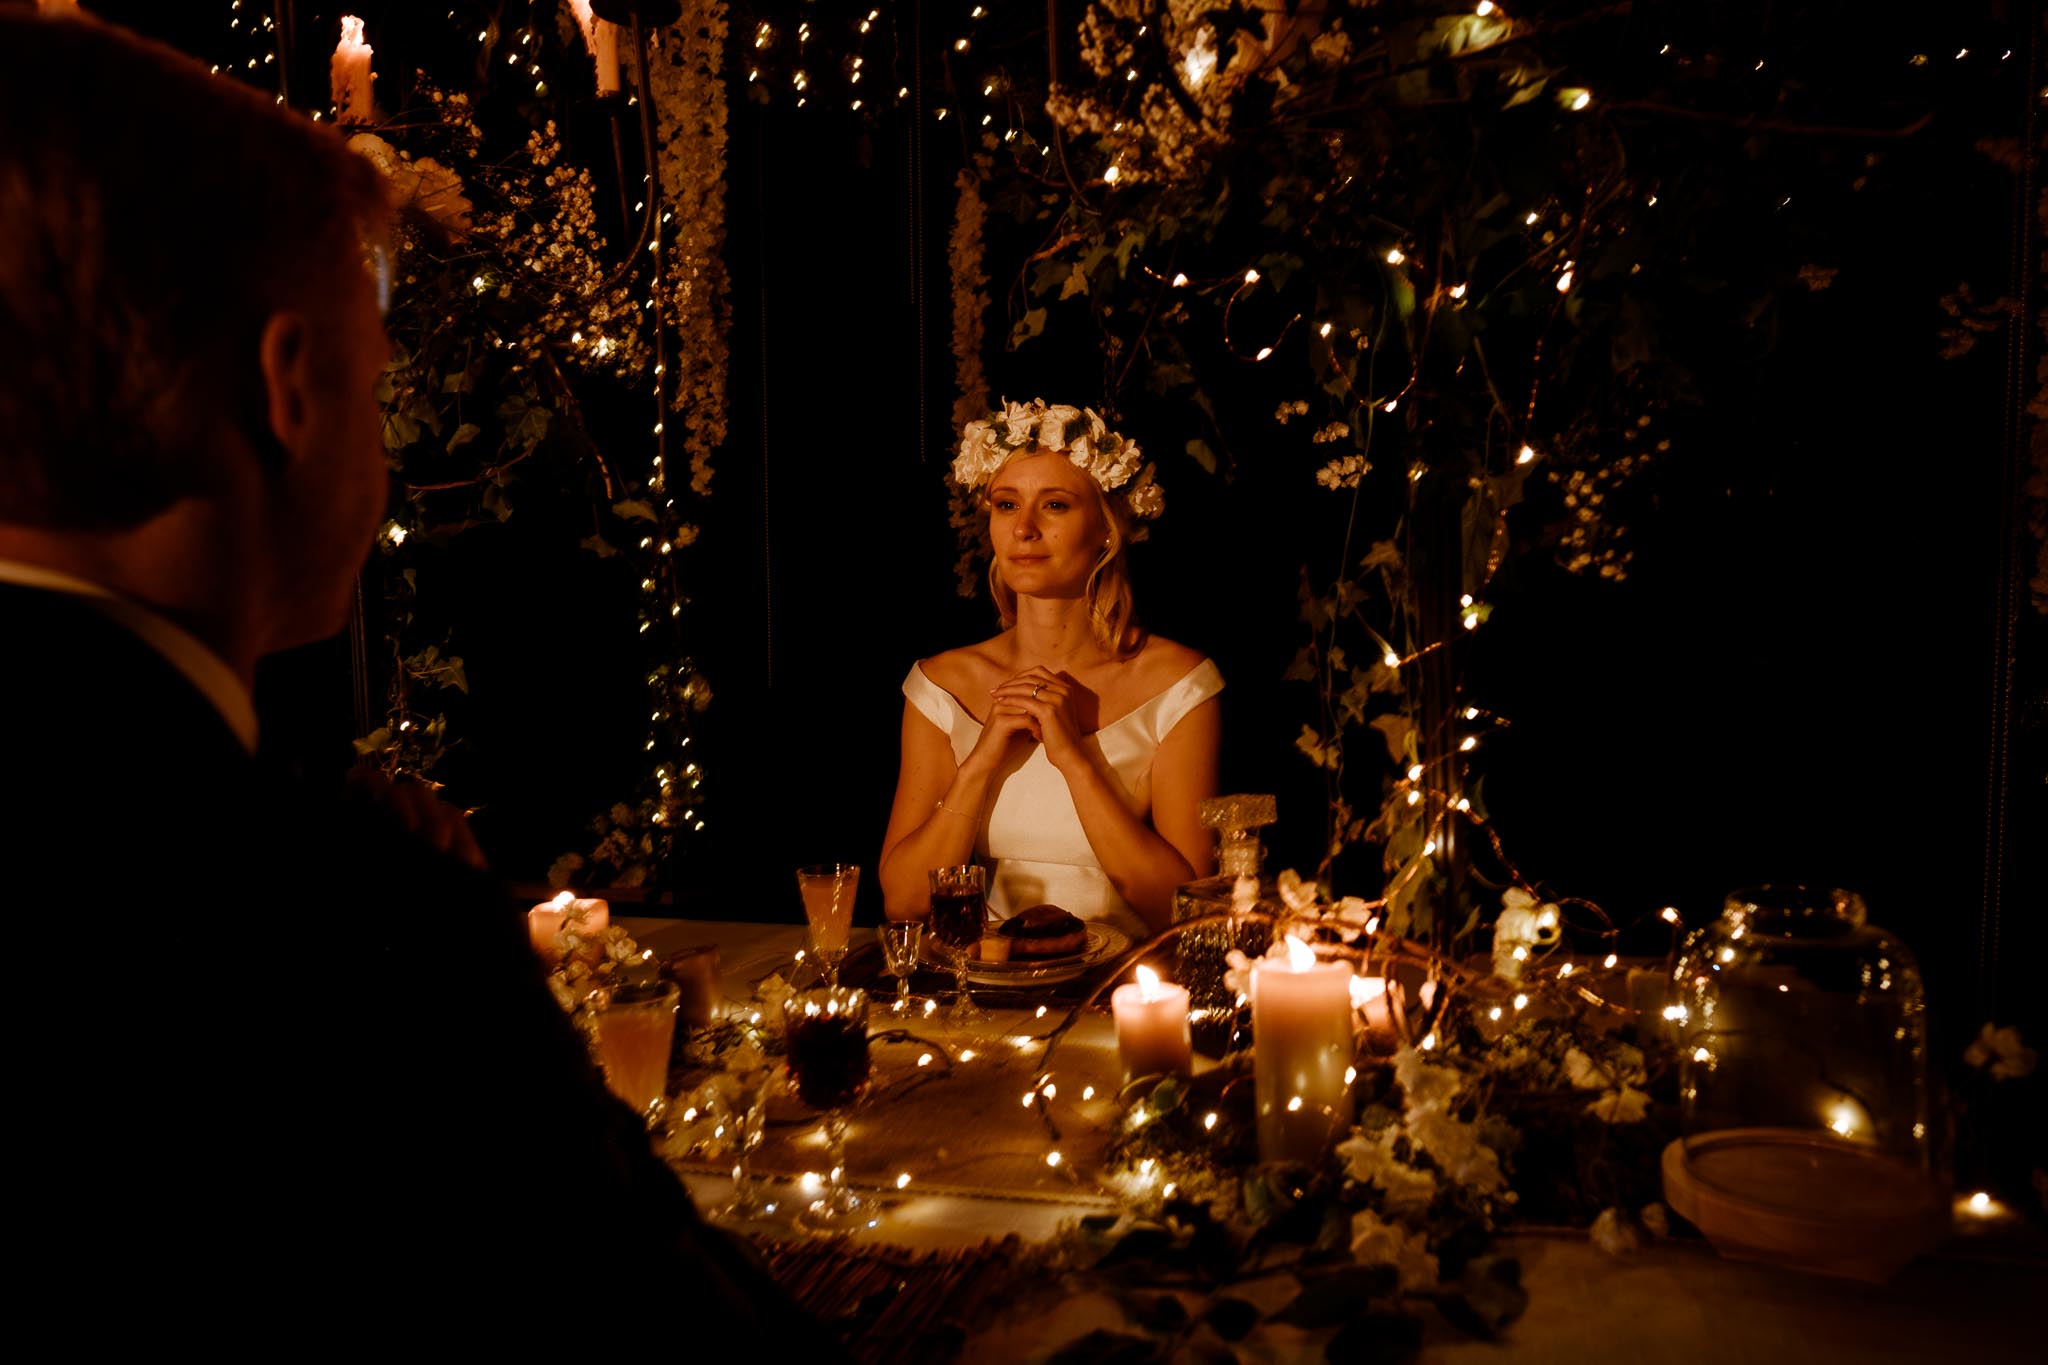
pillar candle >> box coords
[1350,973,1397,1051]
[527,890,610,964]
[1253,936,1356,1164]
[331,16,375,126]
[1112,965,1193,1081]
[567,1,621,96]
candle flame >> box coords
[1284,936,1317,972]
[339,14,366,45]
[549,890,574,910]
[1136,964,1166,1000]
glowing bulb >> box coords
[1383,398,1398,412]
[1603,954,1618,969]
[1525,211,1539,225]
[1967,1191,1992,1215]
[1244,268,1261,284]
[1103,165,1121,184]
[1172,273,1189,287]
[1570,90,1591,111]
[1385,247,1405,265]
[1517,444,1536,464]
[958,1049,975,1062]
[917,1052,933,1067]
[1476,0,1496,13]
[1203,1112,1219,1131]
[1558,963,1574,977]
[1387,653,1403,669]
[1449,283,1467,299]
[1319,322,1333,337]
[897,1173,913,1189]
[1661,907,1681,924]
[1513,993,1529,1010]
[1045,1150,1063,1168]
[1693,1047,1711,1063]
[1407,764,1425,781]
[1422,838,1438,857]
[1488,1006,1502,1021]
[1256,347,1273,361]
[1286,1096,1304,1113]
[1556,270,1574,293]
[1082,1086,1095,1100]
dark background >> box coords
[85,1,2042,1040]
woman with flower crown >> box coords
[878,399,1223,939]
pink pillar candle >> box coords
[1112,966,1193,1081]
[526,891,610,964]
[331,16,375,125]
[1253,937,1357,1164]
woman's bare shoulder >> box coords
[919,636,1011,697]
[1131,634,1208,686]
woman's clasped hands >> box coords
[987,665,1088,771]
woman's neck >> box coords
[1008,593,1111,672]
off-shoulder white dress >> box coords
[901,658,1225,939]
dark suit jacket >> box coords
[2,583,836,1348]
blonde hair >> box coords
[985,456,1142,657]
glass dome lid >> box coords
[1661,885,1946,1281]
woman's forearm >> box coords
[879,764,997,918]
[1054,751,1201,932]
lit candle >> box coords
[1112,965,1193,1081]
[331,16,375,125]
[1253,937,1357,1164]
[1350,973,1397,1051]
[567,0,622,96]
[527,890,610,964]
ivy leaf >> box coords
[1184,438,1218,473]
[579,534,618,559]
[1203,1297,1260,1342]
[446,422,481,454]
[1283,647,1319,683]
[1061,264,1092,300]
[1046,1330,1160,1365]
[612,499,659,523]
[1436,1257,1528,1340]
[1009,307,1049,349]
[382,411,422,452]
[1368,713,1415,764]
[1272,1266,1399,1328]
[351,726,392,757]
[1296,725,1341,770]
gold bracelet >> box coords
[934,798,975,820]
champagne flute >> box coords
[927,865,990,1029]
[878,920,925,1014]
[781,986,873,1228]
[796,863,859,988]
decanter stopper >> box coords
[1200,794,1278,879]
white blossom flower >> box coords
[1391,1046,1464,1112]
[1348,1207,1440,1289]
[1336,1127,1438,1216]
[1315,454,1368,489]
[1276,868,1321,915]
[949,398,1158,512]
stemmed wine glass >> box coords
[927,864,990,1029]
[796,863,859,988]
[878,920,925,1015]
[712,1027,780,1224]
[781,985,873,1229]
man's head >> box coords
[0,12,392,649]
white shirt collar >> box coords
[0,559,260,754]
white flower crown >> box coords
[951,397,1166,520]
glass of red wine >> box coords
[927,864,990,1029]
[780,986,874,1228]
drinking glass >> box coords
[781,986,873,1228]
[796,863,860,988]
[927,865,990,1029]
[713,1052,779,1223]
[590,979,680,1130]
[878,920,925,1014]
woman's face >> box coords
[989,449,1110,601]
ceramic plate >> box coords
[929,922,1132,987]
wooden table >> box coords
[624,918,2046,1363]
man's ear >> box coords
[257,311,315,467]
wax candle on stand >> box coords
[566,0,622,96]
[1350,973,1397,1052]
[1113,965,1193,1081]
[526,890,610,964]
[331,16,375,125]
[1253,937,1356,1164]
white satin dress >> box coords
[901,657,1225,940]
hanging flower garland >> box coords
[649,0,732,498]
[947,167,993,596]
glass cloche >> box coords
[1661,885,1948,1281]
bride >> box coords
[879,400,1222,938]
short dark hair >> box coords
[0,12,389,530]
